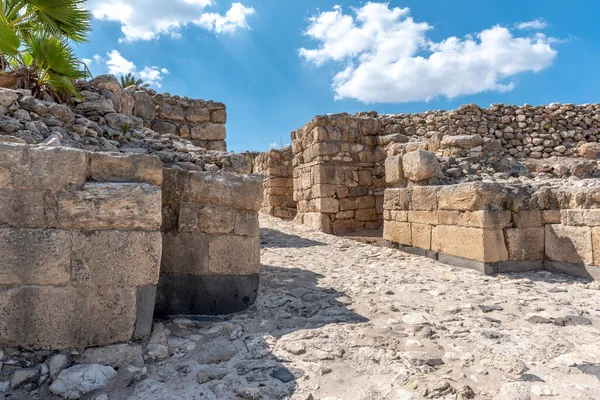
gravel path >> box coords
[121,215,600,400]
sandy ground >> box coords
[41,215,600,400]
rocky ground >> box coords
[3,215,600,400]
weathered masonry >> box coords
[156,169,262,315]
[0,78,262,350]
[0,143,162,349]
[253,147,296,219]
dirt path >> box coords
[121,215,600,400]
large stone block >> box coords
[178,203,235,234]
[504,227,544,261]
[0,144,87,191]
[545,225,593,265]
[411,187,438,211]
[408,211,438,225]
[57,183,161,230]
[185,172,263,211]
[332,219,365,234]
[0,285,138,350]
[437,183,508,211]
[235,212,260,236]
[340,195,375,211]
[90,153,163,186]
[561,210,600,227]
[0,189,55,228]
[385,156,404,186]
[431,225,508,262]
[440,134,483,149]
[411,223,432,250]
[402,150,440,182]
[383,188,411,211]
[303,212,332,233]
[512,210,542,228]
[161,231,209,275]
[191,123,227,141]
[208,235,260,275]
[0,228,71,285]
[467,211,512,229]
[311,165,345,186]
[71,230,161,286]
[383,221,412,246]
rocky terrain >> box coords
[2,215,599,399]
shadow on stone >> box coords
[260,227,326,248]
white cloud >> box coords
[87,0,255,41]
[197,2,255,34]
[91,50,169,88]
[81,58,92,65]
[515,19,548,30]
[106,50,136,75]
[300,3,558,103]
[269,142,278,149]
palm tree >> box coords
[0,0,91,100]
[120,73,149,88]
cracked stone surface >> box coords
[3,215,600,399]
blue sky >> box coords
[77,0,600,152]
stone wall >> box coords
[383,154,600,281]
[252,147,296,219]
[89,76,227,151]
[156,169,263,315]
[291,114,387,234]
[0,143,163,349]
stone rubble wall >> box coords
[383,155,600,281]
[156,169,263,315]
[383,103,600,160]
[0,143,163,349]
[291,114,386,234]
[252,147,296,219]
[89,75,227,151]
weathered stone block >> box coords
[0,285,138,350]
[505,227,544,261]
[0,228,71,285]
[340,195,375,211]
[437,183,508,211]
[302,212,332,233]
[431,225,508,262]
[561,210,600,226]
[191,123,226,141]
[437,210,460,225]
[0,144,88,191]
[513,210,542,228]
[355,208,378,221]
[332,219,364,234]
[411,223,432,250]
[545,225,593,265]
[161,231,209,275]
[468,211,512,229]
[211,109,227,124]
[541,210,561,224]
[185,172,263,211]
[383,188,411,211]
[385,156,404,186]
[57,183,161,230]
[440,134,483,149]
[311,165,345,186]
[235,212,260,236]
[310,198,339,213]
[178,203,235,234]
[408,211,438,225]
[383,221,412,246]
[411,187,438,211]
[208,235,259,275]
[89,152,163,186]
[185,106,210,123]
[0,189,55,228]
[402,150,440,182]
[71,230,161,286]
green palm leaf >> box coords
[0,20,21,55]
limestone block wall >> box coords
[89,75,227,151]
[291,114,387,234]
[0,143,163,349]
[383,161,600,281]
[253,148,296,219]
[156,168,263,315]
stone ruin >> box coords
[0,75,262,351]
[252,147,296,219]
[257,103,600,281]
